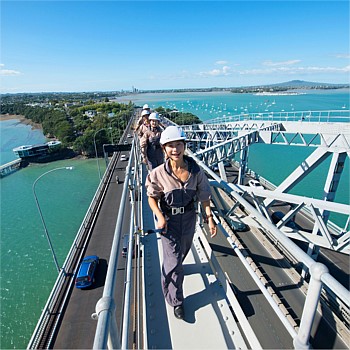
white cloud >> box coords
[0,64,21,76]
[199,66,232,77]
[215,60,228,65]
[335,54,350,59]
[263,60,301,67]
[238,65,350,75]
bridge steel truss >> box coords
[183,120,350,255]
[193,155,350,349]
[91,134,349,350]
[28,113,349,350]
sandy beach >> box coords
[0,114,43,130]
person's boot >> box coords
[174,305,184,320]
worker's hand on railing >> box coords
[208,217,217,238]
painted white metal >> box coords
[185,118,350,253]
[93,146,135,349]
[196,225,263,349]
[121,196,135,349]
[293,263,330,349]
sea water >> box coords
[118,89,349,207]
[117,88,349,121]
[1,90,349,349]
[0,121,104,348]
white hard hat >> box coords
[143,104,150,109]
[141,109,150,117]
[160,126,186,145]
[149,112,160,121]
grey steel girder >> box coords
[229,184,349,254]
[187,121,350,254]
[194,131,259,166]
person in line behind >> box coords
[145,126,217,320]
[140,112,164,170]
[142,103,151,113]
[135,109,150,138]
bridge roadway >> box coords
[53,149,133,348]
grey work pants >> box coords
[160,209,196,307]
[146,147,164,170]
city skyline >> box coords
[1,1,349,93]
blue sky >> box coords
[1,1,349,93]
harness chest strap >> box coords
[161,200,195,216]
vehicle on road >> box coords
[248,179,263,188]
[127,134,132,138]
[124,140,128,144]
[120,155,128,161]
[122,235,136,258]
[212,160,231,171]
[122,235,128,258]
[271,211,299,230]
[75,255,99,289]
[227,217,249,232]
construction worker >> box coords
[140,112,164,170]
[145,126,217,320]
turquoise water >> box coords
[117,89,349,122]
[0,160,101,348]
[0,119,103,349]
[1,90,349,349]
[0,120,47,165]
[118,89,350,208]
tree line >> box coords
[1,100,202,158]
[1,101,134,156]
[154,106,202,125]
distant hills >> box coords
[1,80,348,99]
[139,80,349,95]
[253,80,348,88]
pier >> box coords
[0,158,25,177]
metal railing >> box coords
[92,140,137,349]
[92,135,349,349]
[205,110,350,124]
[192,153,350,349]
[27,152,119,349]
[29,111,349,349]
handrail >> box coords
[27,152,119,349]
[199,160,350,305]
[205,109,350,124]
[191,154,349,348]
[92,140,135,349]
[121,181,136,349]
